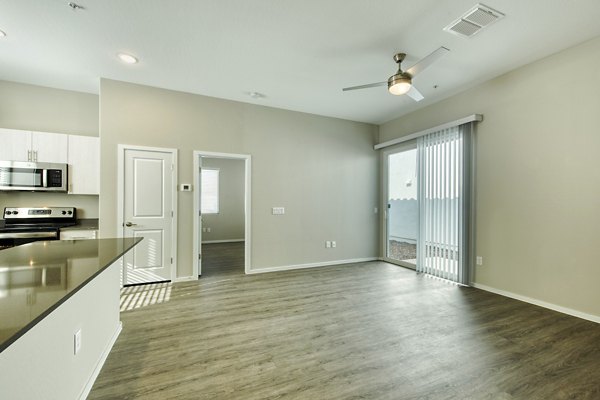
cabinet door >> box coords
[67,135,99,194]
[0,128,32,162]
[31,131,68,163]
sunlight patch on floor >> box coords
[120,282,172,311]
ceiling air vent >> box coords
[444,3,505,38]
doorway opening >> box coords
[383,141,418,269]
[192,151,251,277]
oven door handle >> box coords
[0,232,58,239]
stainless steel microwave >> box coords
[0,161,68,192]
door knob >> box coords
[125,222,138,227]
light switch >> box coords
[272,207,285,215]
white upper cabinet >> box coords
[0,129,68,163]
[67,135,99,195]
[0,127,100,195]
[0,128,32,162]
[31,132,68,163]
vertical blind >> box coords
[417,124,471,284]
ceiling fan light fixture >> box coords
[388,74,412,95]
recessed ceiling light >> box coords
[247,92,266,99]
[0,30,6,38]
[117,53,138,64]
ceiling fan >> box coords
[342,46,449,102]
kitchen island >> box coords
[0,237,141,400]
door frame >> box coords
[116,144,179,283]
[192,150,251,276]
[381,140,418,270]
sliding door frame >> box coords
[381,140,419,270]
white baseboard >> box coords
[78,321,123,400]
[172,276,198,283]
[202,239,245,244]
[247,257,378,274]
[472,283,600,324]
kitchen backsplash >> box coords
[0,192,98,219]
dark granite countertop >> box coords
[0,237,141,353]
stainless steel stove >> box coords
[0,207,77,250]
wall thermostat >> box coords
[180,184,192,191]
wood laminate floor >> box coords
[201,242,245,277]
[89,246,600,399]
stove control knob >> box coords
[62,210,67,215]
[13,211,18,215]
[5,211,11,215]
[67,211,73,215]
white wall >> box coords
[379,36,600,319]
[0,80,99,218]
[201,158,245,242]
[99,79,379,277]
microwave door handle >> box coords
[42,169,48,187]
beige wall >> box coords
[0,80,99,218]
[0,192,98,219]
[201,158,245,242]
[99,79,379,277]
[379,36,600,318]
[0,80,98,136]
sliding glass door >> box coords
[384,141,418,268]
[382,124,473,284]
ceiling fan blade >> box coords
[342,81,387,91]
[406,86,424,102]
[406,46,449,77]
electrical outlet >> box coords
[476,256,483,266]
[74,329,82,355]
[202,228,206,233]
[374,207,378,214]
[326,241,331,248]
[207,227,211,233]
[331,241,336,248]
[272,207,285,215]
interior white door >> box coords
[123,148,174,285]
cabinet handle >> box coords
[34,150,38,162]
[27,150,31,162]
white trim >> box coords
[247,257,378,274]
[77,322,122,400]
[374,114,483,150]
[193,151,252,277]
[472,283,600,324]
[202,239,245,244]
[172,276,198,283]
[116,144,178,283]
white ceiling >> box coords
[1,0,600,124]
